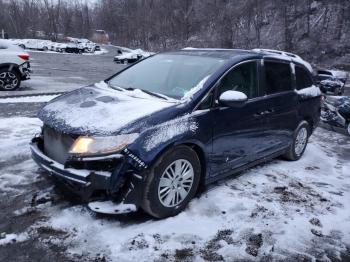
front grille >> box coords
[43,125,75,164]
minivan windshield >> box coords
[108,54,225,99]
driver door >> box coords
[210,60,271,177]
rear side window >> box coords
[264,61,292,94]
[295,66,313,90]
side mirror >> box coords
[219,90,248,107]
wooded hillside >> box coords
[1,0,349,67]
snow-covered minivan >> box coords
[0,40,31,91]
[31,48,321,218]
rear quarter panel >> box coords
[297,95,321,133]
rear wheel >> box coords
[141,146,201,218]
[283,121,310,161]
[0,68,21,91]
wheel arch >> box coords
[0,63,21,76]
[149,140,208,187]
[182,142,207,188]
[303,116,314,132]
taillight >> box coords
[18,54,29,61]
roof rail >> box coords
[252,48,313,73]
[182,47,238,51]
[252,48,301,59]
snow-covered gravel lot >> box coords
[0,116,349,261]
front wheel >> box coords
[141,146,201,218]
[283,121,310,161]
[0,68,21,91]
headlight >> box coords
[69,133,138,155]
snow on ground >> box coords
[0,116,349,261]
[0,117,42,193]
[0,95,59,103]
[0,233,29,246]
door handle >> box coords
[254,111,265,117]
[254,109,274,117]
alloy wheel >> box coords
[295,127,308,156]
[0,71,18,90]
[158,159,194,207]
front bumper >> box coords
[30,137,145,209]
[19,61,31,80]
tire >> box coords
[283,121,310,161]
[0,68,21,91]
[347,123,350,136]
[43,46,48,51]
[19,44,25,49]
[141,145,201,218]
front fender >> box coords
[126,114,204,168]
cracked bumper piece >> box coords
[19,61,31,80]
[88,201,137,214]
[30,137,144,212]
[30,142,112,188]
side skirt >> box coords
[205,148,288,185]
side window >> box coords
[217,61,258,99]
[295,66,313,90]
[264,61,292,94]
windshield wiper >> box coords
[124,87,169,100]
[108,83,171,101]
[108,82,125,91]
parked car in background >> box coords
[18,39,52,51]
[315,69,347,84]
[315,69,347,95]
[114,49,154,64]
[321,95,350,136]
[77,38,97,53]
[0,40,31,91]
[319,77,345,95]
[50,42,67,53]
[31,48,321,218]
[9,38,102,54]
[65,42,85,54]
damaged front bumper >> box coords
[19,61,31,80]
[30,137,145,214]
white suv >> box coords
[0,40,31,91]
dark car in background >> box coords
[319,77,345,95]
[30,48,321,218]
[315,69,347,95]
[65,43,85,54]
[321,95,350,135]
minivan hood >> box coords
[38,83,176,135]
